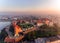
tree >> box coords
[0,28,8,41]
[38,24,58,37]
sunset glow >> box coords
[0,0,60,14]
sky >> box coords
[0,0,60,14]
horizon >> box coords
[0,0,60,15]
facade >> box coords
[49,21,54,27]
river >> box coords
[0,22,11,31]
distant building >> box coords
[25,20,30,24]
[12,17,18,20]
[44,18,50,25]
[44,18,54,26]
[1,17,9,20]
[37,20,44,26]
[49,21,54,27]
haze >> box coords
[0,0,60,15]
